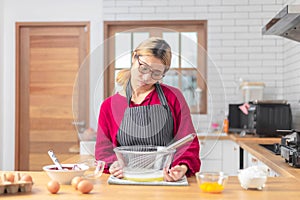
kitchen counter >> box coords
[1,171,300,199]
[228,133,300,179]
[82,133,299,179]
[3,133,300,199]
[198,132,300,179]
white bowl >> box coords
[238,166,268,190]
[238,175,267,190]
[43,164,89,185]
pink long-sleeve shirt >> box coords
[95,84,201,176]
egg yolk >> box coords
[199,182,224,193]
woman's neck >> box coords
[131,85,155,104]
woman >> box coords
[95,37,200,182]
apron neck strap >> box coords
[125,80,132,105]
[154,83,168,106]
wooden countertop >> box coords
[228,133,300,179]
[198,133,300,179]
[2,133,300,199]
[1,171,300,199]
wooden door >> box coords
[15,22,90,171]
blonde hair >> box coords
[116,37,172,88]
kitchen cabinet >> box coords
[242,149,279,177]
[199,139,240,175]
[80,141,96,155]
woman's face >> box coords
[131,55,166,90]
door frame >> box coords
[15,22,90,170]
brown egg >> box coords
[47,180,60,194]
[77,180,93,194]
[71,176,83,190]
[6,172,15,182]
[21,174,33,183]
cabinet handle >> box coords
[251,158,258,163]
[72,121,85,126]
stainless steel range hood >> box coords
[262,5,300,42]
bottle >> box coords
[223,117,229,133]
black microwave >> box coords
[228,101,292,137]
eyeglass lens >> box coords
[137,57,164,80]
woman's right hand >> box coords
[109,161,124,179]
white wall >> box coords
[284,1,300,129]
[103,0,286,131]
[283,37,300,129]
[0,0,5,170]
[0,0,103,170]
[2,0,300,170]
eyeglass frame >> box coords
[135,55,166,80]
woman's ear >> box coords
[132,52,138,62]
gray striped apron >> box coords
[117,81,174,146]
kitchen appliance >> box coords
[228,101,292,137]
[280,129,300,168]
[228,103,249,133]
[247,101,292,137]
[259,143,281,155]
[262,4,300,42]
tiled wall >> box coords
[103,0,300,130]
[0,0,4,169]
[284,0,300,129]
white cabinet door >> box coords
[199,139,222,160]
[222,140,240,175]
[199,139,240,175]
[200,160,222,172]
[243,150,279,177]
[199,139,222,172]
[80,141,96,155]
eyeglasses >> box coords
[136,56,165,80]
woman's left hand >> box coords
[163,164,188,182]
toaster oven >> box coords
[229,101,292,137]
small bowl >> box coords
[238,166,268,190]
[195,172,228,193]
[43,164,89,185]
